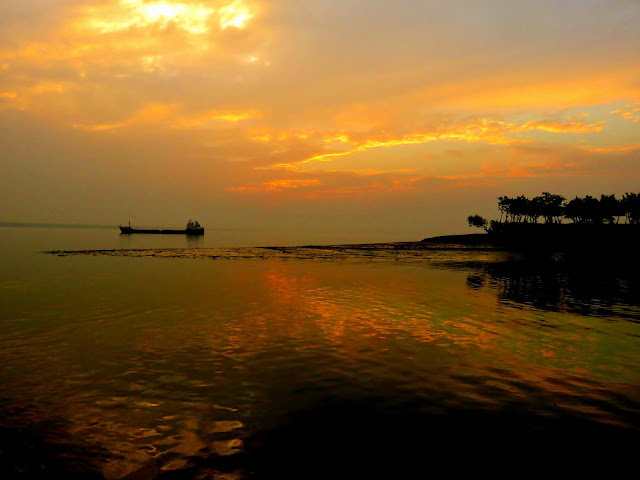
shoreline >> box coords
[38,227,640,260]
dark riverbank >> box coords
[488,222,640,249]
[419,233,496,247]
[424,223,640,251]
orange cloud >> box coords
[227,179,323,193]
[225,169,429,199]
[73,103,258,131]
[582,143,640,154]
[72,103,176,130]
[438,160,584,182]
[262,116,607,170]
[226,168,512,200]
[225,129,640,201]
[410,72,640,112]
[75,0,257,35]
[0,81,72,111]
[1,1,260,69]
[264,179,322,191]
[610,101,640,122]
[0,0,265,123]
[515,119,605,134]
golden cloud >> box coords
[610,101,640,122]
[225,169,432,199]
[2,0,260,66]
[72,103,259,130]
[515,119,605,134]
[0,0,264,122]
[581,143,640,154]
[441,161,582,181]
[76,0,256,35]
[225,126,640,201]
[410,72,640,112]
[259,116,608,170]
[228,178,321,193]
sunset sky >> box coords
[2,0,639,243]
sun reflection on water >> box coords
[2,248,640,476]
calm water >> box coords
[1,226,640,478]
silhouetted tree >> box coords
[467,215,488,232]
[539,192,565,223]
[529,195,545,223]
[623,192,640,224]
[476,191,640,228]
[497,196,510,222]
[599,194,624,224]
[505,195,530,223]
[583,195,602,223]
[564,196,583,223]
[563,195,603,224]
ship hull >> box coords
[119,226,204,235]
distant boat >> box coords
[119,220,204,235]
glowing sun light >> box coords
[85,0,216,34]
[144,3,184,21]
[80,1,256,35]
[219,4,253,29]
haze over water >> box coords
[1,225,640,478]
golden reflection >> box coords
[254,261,625,405]
[3,257,640,477]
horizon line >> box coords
[0,221,116,230]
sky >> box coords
[1,0,639,242]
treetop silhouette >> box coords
[469,192,640,232]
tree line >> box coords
[468,192,640,231]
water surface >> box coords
[1,227,640,478]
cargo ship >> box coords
[119,220,204,235]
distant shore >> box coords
[418,233,497,247]
[295,233,500,251]
[0,221,114,229]
[420,224,640,255]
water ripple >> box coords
[1,250,639,477]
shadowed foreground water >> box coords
[2,242,640,478]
